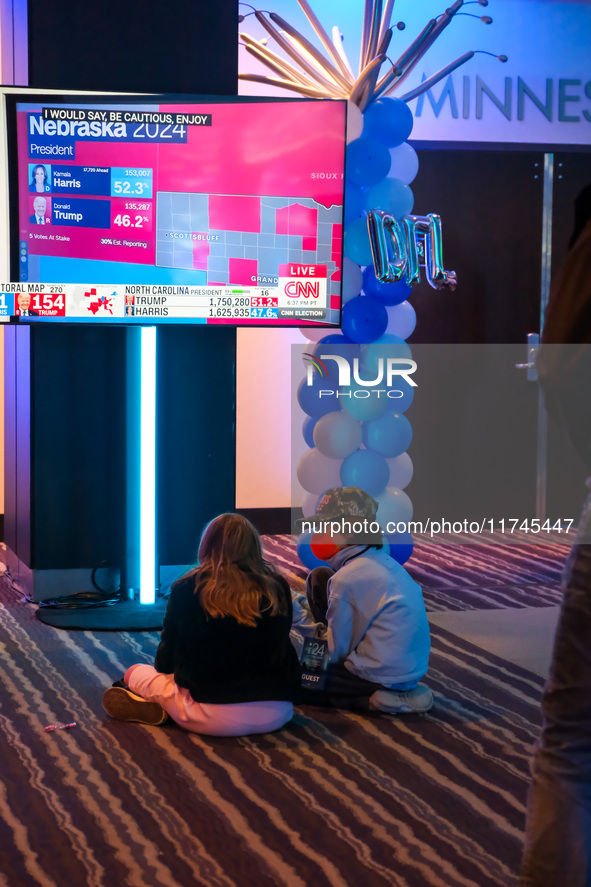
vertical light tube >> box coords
[140,326,157,604]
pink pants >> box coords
[124,664,293,737]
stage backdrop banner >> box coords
[238,0,591,147]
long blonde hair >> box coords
[185,513,287,626]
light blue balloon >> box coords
[382,380,414,414]
[342,257,364,304]
[363,336,415,414]
[363,97,414,148]
[340,449,390,498]
[365,177,414,219]
[364,335,412,370]
[386,300,417,340]
[346,136,391,187]
[362,411,413,458]
[313,410,362,459]
[339,379,388,422]
[343,217,374,267]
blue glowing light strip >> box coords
[140,326,156,604]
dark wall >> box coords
[404,147,591,526]
[27,0,238,94]
[409,149,544,345]
[157,327,236,565]
[32,326,128,569]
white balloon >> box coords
[299,326,330,342]
[376,486,413,529]
[389,142,419,185]
[386,301,416,340]
[296,448,343,494]
[386,452,413,490]
[301,491,321,517]
[313,410,362,458]
[342,257,363,304]
[346,101,364,144]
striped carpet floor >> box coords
[0,545,552,887]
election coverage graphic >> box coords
[14,99,347,325]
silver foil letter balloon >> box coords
[367,210,457,290]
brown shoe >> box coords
[102,686,169,726]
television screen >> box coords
[5,94,346,326]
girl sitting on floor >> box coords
[102,513,302,736]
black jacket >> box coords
[155,572,302,704]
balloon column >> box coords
[297,94,419,569]
[239,0,505,568]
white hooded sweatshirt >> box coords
[291,544,430,687]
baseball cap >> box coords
[297,486,383,544]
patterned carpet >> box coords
[0,538,565,886]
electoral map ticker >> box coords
[1,269,329,323]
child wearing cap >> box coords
[292,486,432,715]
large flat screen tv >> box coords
[4,93,347,326]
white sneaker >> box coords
[369,683,433,715]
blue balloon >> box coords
[346,136,391,187]
[362,411,413,457]
[362,266,412,306]
[343,216,374,267]
[344,181,366,225]
[340,380,389,422]
[365,177,414,219]
[340,449,390,497]
[341,295,388,344]
[297,533,329,570]
[303,415,316,448]
[386,532,414,565]
[297,374,340,419]
[316,333,355,345]
[313,339,362,370]
[363,97,414,148]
